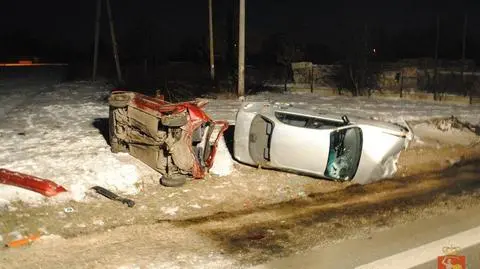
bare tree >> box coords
[106,0,123,84]
[276,36,297,91]
[92,0,102,81]
[260,33,301,91]
[344,23,373,96]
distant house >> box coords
[376,58,478,94]
[289,59,479,95]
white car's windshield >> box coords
[325,127,363,180]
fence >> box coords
[288,61,480,104]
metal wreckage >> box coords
[107,90,229,187]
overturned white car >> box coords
[233,102,413,184]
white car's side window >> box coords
[275,112,344,129]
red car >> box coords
[108,90,229,187]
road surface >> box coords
[251,203,480,269]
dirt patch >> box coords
[1,162,480,269]
[173,161,480,266]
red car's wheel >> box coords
[160,174,187,187]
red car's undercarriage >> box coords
[108,90,228,186]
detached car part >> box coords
[0,168,67,197]
[108,90,229,186]
[5,234,41,248]
[92,186,135,207]
[234,102,414,184]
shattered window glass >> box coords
[325,127,363,181]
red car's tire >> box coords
[160,175,187,187]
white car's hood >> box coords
[352,125,408,184]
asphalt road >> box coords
[251,204,480,269]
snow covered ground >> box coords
[0,81,149,207]
[1,80,480,207]
[206,91,480,125]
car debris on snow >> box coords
[5,233,41,248]
[64,207,75,213]
[91,186,135,207]
[0,168,67,197]
[5,234,41,248]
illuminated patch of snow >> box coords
[209,136,234,177]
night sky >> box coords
[1,0,479,62]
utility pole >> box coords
[105,0,123,84]
[363,23,369,96]
[208,0,215,84]
[462,13,468,61]
[433,14,440,100]
[237,0,245,97]
[461,13,468,96]
[92,0,102,81]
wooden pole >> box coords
[106,0,123,84]
[237,0,245,97]
[400,70,404,98]
[310,64,314,93]
[208,0,215,84]
[462,13,468,61]
[433,14,440,100]
[461,13,468,96]
[92,0,102,81]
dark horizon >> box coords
[1,0,479,64]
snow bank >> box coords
[1,81,480,207]
[209,136,234,177]
[0,82,150,206]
